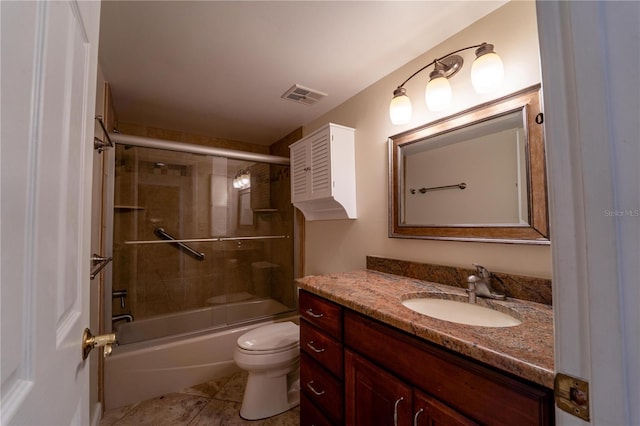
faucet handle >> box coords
[472,263,490,279]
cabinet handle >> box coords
[305,308,324,318]
[394,397,404,426]
[306,381,326,396]
[413,408,424,426]
[306,341,325,353]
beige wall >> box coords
[302,1,552,278]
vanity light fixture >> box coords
[389,42,504,124]
[233,169,251,190]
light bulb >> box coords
[389,87,412,125]
[240,172,250,187]
[471,44,504,94]
[233,178,241,189]
[425,75,452,111]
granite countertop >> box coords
[296,269,555,389]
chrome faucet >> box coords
[112,314,134,323]
[466,264,506,303]
[112,289,127,309]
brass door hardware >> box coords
[82,328,117,360]
[554,373,590,421]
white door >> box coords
[1,1,101,425]
[537,1,639,424]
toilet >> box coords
[233,321,300,420]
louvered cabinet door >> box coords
[308,130,333,199]
[290,127,334,203]
[290,139,310,203]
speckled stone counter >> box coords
[296,269,554,389]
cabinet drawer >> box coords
[301,320,344,378]
[300,393,334,426]
[299,290,342,340]
[301,352,344,423]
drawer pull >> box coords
[413,408,424,426]
[394,397,404,426]
[305,308,324,318]
[306,341,325,353]
[306,380,326,396]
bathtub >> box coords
[104,297,297,410]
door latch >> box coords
[82,328,117,360]
[554,373,590,421]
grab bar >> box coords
[154,228,206,261]
[94,115,114,153]
[410,182,466,194]
[123,234,290,245]
[90,254,112,280]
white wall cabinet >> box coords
[290,123,356,220]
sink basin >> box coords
[401,296,522,327]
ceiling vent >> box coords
[281,84,327,106]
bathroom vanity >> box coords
[297,270,555,425]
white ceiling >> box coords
[99,1,506,145]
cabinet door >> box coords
[290,129,332,203]
[290,140,309,203]
[346,349,412,426]
[308,130,332,199]
[413,390,479,426]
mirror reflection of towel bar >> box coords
[410,182,466,194]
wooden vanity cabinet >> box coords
[299,290,344,425]
[344,310,554,426]
[298,290,554,425]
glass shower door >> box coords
[111,144,294,344]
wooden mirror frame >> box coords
[388,84,549,244]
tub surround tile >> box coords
[366,255,552,305]
[296,269,554,389]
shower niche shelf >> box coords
[114,205,145,211]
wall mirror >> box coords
[388,84,549,244]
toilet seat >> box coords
[236,322,299,353]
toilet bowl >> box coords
[233,321,300,420]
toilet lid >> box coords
[237,321,299,351]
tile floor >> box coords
[100,371,300,426]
